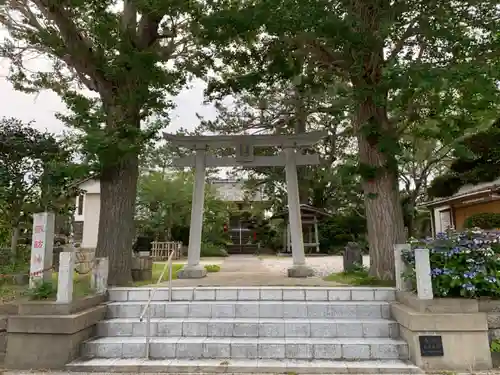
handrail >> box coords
[139,247,175,359]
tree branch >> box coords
[28,1,109,93]
[386,23,419,62]
[137,13,163,50]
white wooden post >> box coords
[414,248,434,300]
[178,149,207,279]
[284,148,313,277]
[56,252,75,304]
[314,217,320,253]
[30,212,55,288]
[394,244,411,292]
[91,257,109,294]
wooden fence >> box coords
[151,241,182,261]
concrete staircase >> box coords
[67,286,421,373]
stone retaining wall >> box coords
[3,294,107,369]
[0,316,6,363]
[0,303,18,365]
[392,291,493,371]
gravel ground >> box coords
[261,255,371,277]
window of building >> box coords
[77,194,84,216]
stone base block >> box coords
[5,304,106,369]
[287,264,314,278]
[392,301,492,371]
[176,265,207,279]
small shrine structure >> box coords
[273,204,331,254]
[164,131,327,278]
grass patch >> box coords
[52,272,94,298]
[132,263,222,286]
[0,271,95,302]
[204,264,221,273]
[132,263,183,286]
[323,269,395,287]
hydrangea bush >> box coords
[402,229,500,298]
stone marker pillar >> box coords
[414,248,433,300]
[29,212,55,288]
[56,252,75,304]
[284,147,314,278]
[394,244,411,292]
[343,242,363,272]
[91,257,109,294]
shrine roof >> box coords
[272,204,332,219]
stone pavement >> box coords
[3,370,500,374]
[163,254,354,287]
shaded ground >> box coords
[160,254,369,287]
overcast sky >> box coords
[0,66,217,136]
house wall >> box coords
[454,199,500,230]
[81,193,100,248]
[73,179,101,249]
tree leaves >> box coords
[0,117,84,233]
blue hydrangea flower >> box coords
[462,283,476,291]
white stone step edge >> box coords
[108,287,396,302]
[67,358,422,374]
[97,317,399,338]
[106,300,392,320]
[83,336,409,361]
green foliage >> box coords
[318,214,366,253]
[204,264,221,272]
[428,122,500,198]
[135,170,230,247]
[0,2,212,172]
[197,0,500,278]
[426,174,464,199]
[26,280,57,300]
[464,213,500,230]
[323,266,395,287]
[200,243,229,258]
[0,1,214,285]
[0,118,86,255]
[404,230,500,298]
[491,339,500,353]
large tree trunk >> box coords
[356,99,406,280]
[96,153,139,286]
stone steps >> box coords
[107,301,391,319]
[67,286,420,374]
[108,286,396,302]
[83,336,408,360]
[71,348,420,373]
[67,358,422,374]
[98,317,399,338]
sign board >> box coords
[29,212,55,287]
[419,335,444,357]
[235,142,255,163]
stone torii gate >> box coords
[164,131,327,278]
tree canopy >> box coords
[0,1,213,284]
[0,117,84,256]
[196,0,500,278]
[428,119,500,199]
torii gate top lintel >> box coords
[163,131,327,149]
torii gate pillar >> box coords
[284,147,314,277]
[177,148,208,279]
[165,131,326,279]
